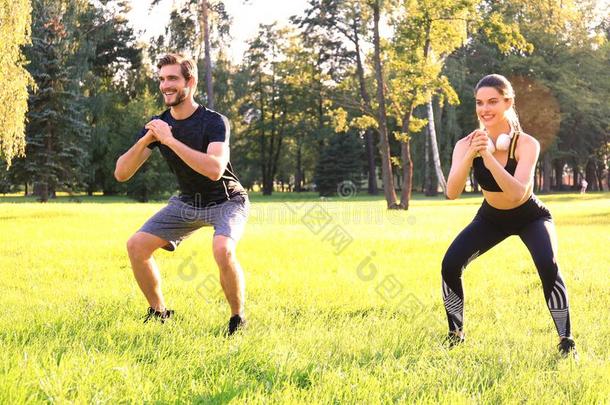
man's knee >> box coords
[127,233,156,261]
[213,238,236,268]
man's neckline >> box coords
[169,104,203,121]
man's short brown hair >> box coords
[157,53,198,83]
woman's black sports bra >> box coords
[472,132,520,192]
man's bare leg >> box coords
[212,235,245,316]
[126,232,170,311]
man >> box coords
[114,53,249,335]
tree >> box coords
[315,132,364,196]
[0,0,35,167]
[238,24,342,195]
[388,0,474,199]
[444,0,609,192]
[13,0,90,201]
[284,50,323,192]
[73,0,143,195]
[386,0,533,202]
[295,0,384,197]
[296,0,399,206]
[371,0,400,207]
[241,24,290,195]
[200,0,214,108]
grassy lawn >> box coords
[1,192,609,403]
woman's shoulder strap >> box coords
[509,131,520,159]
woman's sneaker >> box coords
[445,331,465,348]
[558,337,578,360]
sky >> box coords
[127,0,610,64]
[127,0,311,63]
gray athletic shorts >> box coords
[138,194,249,251]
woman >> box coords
[442,74,576,357]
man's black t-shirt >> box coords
[136,106,246,206]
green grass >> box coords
[1,192,609,403]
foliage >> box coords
[0,0,35,166]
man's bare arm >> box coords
[114,131,155,182]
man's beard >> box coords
[164,87,189,107]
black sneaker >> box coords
[227,314,246,336]
[445,331,465,348]
[558,337,578,360]
[143,307,174,324]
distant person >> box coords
[114,53,249,335]
[443,74,576,357]
[580,178,588,194]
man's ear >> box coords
[187,76,197,95]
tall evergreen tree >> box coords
[74,0,143,195]
[315,132,364,196]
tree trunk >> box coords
[399,135,413,209]
[425,97,447,195]
[263,67,286,197]
[542,152,552,192]
[34,182,48,202]
[200,0,214,109]
[295,141,303,192]
[419,21,446,196]
[364,129,378,195]
[257,72,270,195]
[353,23,378,196]
[596,160,606,191]
[424,124,430,193]
[268,115,285,196]
[262,177,273,195]
[586,159,598,191]
[553,159,563,190]
[37,129,53,202]
[372,1,398,208]
[399,105,414,209]
[424,129,437,196]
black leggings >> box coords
[441,195,571,338]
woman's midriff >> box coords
[482,182,534,209]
